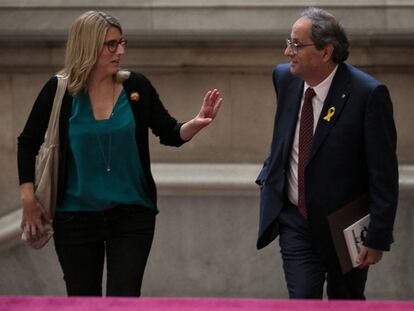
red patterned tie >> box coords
[297,87,316,218]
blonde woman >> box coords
[17,11,222,296]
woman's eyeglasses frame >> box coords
[103,38,128,53]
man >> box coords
[256,7,398,299]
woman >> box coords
[17,11,222,297]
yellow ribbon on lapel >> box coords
[323,107,335,122]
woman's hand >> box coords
[180,89,223,141]
[193,89,223,128]
[20,183,52,242]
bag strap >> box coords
[44,75,68,145]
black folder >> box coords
[327,195,370,274]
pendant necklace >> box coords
[95,81,116,172]
[96,130,112,172]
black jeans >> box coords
[53,205,156,297]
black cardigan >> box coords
[18,72,186,208]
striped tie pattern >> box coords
[297,87,316,218]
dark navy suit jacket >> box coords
[256,63,398,258]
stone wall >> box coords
[0,1,413,299]
[1,164,413,299]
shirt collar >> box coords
[304,65,338,103]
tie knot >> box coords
[305,87,316,102]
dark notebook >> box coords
[327,195,370,274]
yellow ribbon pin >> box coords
[323,107,335,122]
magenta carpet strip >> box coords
[1,297,413,311]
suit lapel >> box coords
[282,78,304,157]
[307,63,351,164]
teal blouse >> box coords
[57,89,154,212]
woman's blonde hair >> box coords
[60,11,122,96]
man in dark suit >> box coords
[256,7,398,299]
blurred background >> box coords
[0,0,413,299]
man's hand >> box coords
[357,245,383,269]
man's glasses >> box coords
[286,38,314,55]
[104,38,128,53]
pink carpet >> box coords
[0,297,413,311]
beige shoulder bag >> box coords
[22,75,68,249]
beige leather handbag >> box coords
[22,75,68,249]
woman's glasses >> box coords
[104,38,128,53]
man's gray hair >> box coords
[301,7,350,63]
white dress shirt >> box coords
[286,65,338,206]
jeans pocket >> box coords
[117,205,155,217]
[53,212,76,224]
[113,205,156,232]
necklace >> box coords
[94,81,116,172]
[96,129,112,172]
